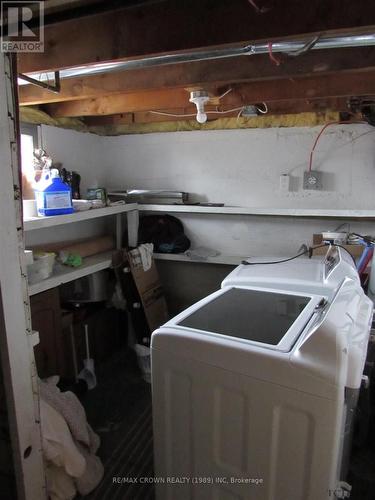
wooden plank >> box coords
[0,54,45,500]
[18,0,375,74]
[45,88,199,116]
[82,98,348,125]
[133,98,349,123]
[45,71,375,118]
[18,47,375,105]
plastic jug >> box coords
[35,168,74,216]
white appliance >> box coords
[151,247,373,500]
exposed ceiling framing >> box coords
[16,0,375,134]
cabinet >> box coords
[30,289,64,378]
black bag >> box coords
[138,214,191,254]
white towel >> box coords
[138,243,154,271]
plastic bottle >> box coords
[35,168,74,216]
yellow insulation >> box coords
[20,106,340,136]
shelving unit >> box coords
[24,203,138,231]
[138,204,375,219]
[24,204,139,295]
[140,204,375,266]
[153,252,244,266]
[28,251,113,296]
[24,202,375,289]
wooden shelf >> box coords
[24,203,138,231]
[28,251,113,296]
[139,204,375,219]
[153,252,244,266]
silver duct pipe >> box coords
[19,33,375,85]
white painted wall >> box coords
[40,124,375,257]
[103,125,375,209]
[26,126,110,247]
[40,125,109,194]
[106,125,375,255]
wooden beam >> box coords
[44,71,375,118]
[82,98,350,125]
[19,47,375,105]
[18,0,375,74]
[45,88,196,116]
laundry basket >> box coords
[134,344,151,383]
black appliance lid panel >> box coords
[178,288,311,345]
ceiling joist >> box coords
[18,0,375,74]
[18,46,375,106]
[44,71,375,118]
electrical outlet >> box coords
[279,174,290,192]
[303,170,323,190]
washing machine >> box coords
[151,247,373,500]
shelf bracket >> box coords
[127,209,139,248]
[18,71,61,94]
[116,213,122,249]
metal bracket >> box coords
[18,71,61,94]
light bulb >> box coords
[196,111,207,124]
[189,90,210,124]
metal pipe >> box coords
[18,33,375,85]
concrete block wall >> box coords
[40,124,375,311]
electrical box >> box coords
[279,174,290,192]
[303,170,323,190]
[241,105,258,117]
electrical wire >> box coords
[149,107,248,118]
[331,244,357,266]
[150,103,268,120]
[350,232,375,244]
[206,107,247,115]
[241,243,359,267]
[268,42,281,66]
[236,107,245,122]
[148,110,196,118]
[308,120,365,172]
[256,102,268,114]
[218,88,233,100]
[248,0,267,13]
[241,244,328,266]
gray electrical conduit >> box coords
[18,33,375,84]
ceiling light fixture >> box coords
[189,90,210,123]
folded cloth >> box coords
[40,399,86,500]
[138,243,154,271]
[39,376,91,447]
[75,442,104,496]
[39,376,103,498]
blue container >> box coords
[35,169,74,216]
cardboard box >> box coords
[127,248,169,332]
[312,234,364,257]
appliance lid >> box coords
[174,286,325,352]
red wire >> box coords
[268,42,281,66]
[308,120,364,172]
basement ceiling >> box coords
[16,0,375,133]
